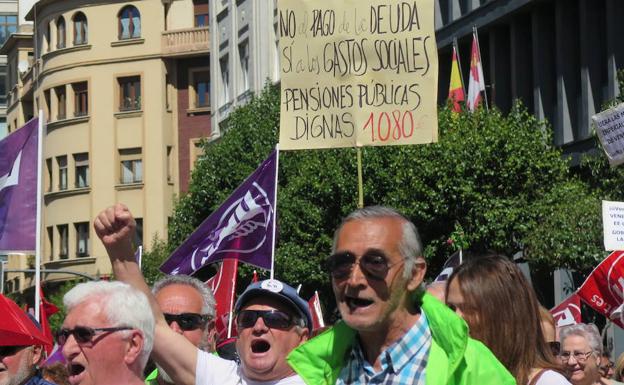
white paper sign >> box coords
[593,103,624,167]
[602,200,624,250]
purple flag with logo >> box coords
[160,150,277,275]
[0,118,38,253]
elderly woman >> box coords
[559,323,624,385]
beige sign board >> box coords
[278,0,439,150]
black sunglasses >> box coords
[326,251,404,280]
[236,310,302,330]
[163,313,210,331]
[0,345,28,356]
[55,326,133,345]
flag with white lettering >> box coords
[550,293,582,328]
[0,118,38,253]
[577,250,624,328]
[161,150,277,275]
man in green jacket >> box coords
[287,206,515,385]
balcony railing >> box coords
[162,27,209,56]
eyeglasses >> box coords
[236,310,302,330]
[163,313,210,331]
[326,251,405,280]
[0,346,28,356]
[55,326,133,345]
[559,350,594,363]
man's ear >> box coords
[31,345,44,366]
[406,257,427,292]
[124,330,144,366]
[298,327,309,344]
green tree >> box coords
[168,84,603,313]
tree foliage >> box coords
[167,84,607,311]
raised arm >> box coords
[94,203,198,385]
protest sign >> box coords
[602,200,624,251]
[593,103,624,166]
[278,0,438,150]
[577,250,624,328]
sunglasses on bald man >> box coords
[163,313,211,331]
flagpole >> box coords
[453,38,466,96]
[472,26,489,111]
[356,147,364,208]
[34,112,43,322]
[269,144,280,280]
[226,260,237,338]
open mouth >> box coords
[251,340,271,354]
[69,363,85,377]
[346,296,374,310]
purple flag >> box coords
[160,150,277,275]
[0,118,38,253]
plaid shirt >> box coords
[336,313,431,385]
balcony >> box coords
[161,27,209,57]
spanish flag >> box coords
[448,45,465,113]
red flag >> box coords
[448,46,465,113]
[307,291,325,330]
[577,250,624,328]
[39,287,58,355]
[550,293,582,328]
[252,270,258,283]
[206,259,238,340]
[467,32,485,112]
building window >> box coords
[166,145,173,183]
[219,55,229,104]
[239,41,249,94]
[0,15,17,46]
[0,64,6,106]
[193,0,208,27]
[118,5,141,40]
[190,69,209,108]
[73,82,88,116]
[58,224,68,259]
[55,86,66,120]
[118,76,141,111]
[75,222,89,257]
[72,12,88,45]
[74,153,89,188]
[45,158,52,192]
[119,148,142,184]
[46,226,53,259]
[56,16,66,49]
[44,90,51,121]
[57,155,67,190]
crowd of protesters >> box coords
[4,205,624,385]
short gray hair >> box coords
[560,323,602,357]
[64,281,154,370]
[152,275,216,319]
[332,206,423,278]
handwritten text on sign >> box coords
[278,0,438,150]
[593,103,624,167]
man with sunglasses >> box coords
[60,280,154,385]
[93,204,311,385]
[146,275,217,385]
[287,206,515,385]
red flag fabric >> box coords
[577,250,624,328]
[550,293,582,328]
[0,294,50,346]
[307,291,325,330]
[39,287,59,355]
[206,259,238,340]
[467,33,485,112]
[448,46,465,113]
[252,270,258,283]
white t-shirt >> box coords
[195,350,305,385]
[532,369,572,385]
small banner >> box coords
[603,200,624,251]
[577,250,624,328]
[307,291,325,330]
[278,0,438,150]
[592,103,624,167]
[206,259,239,340]
[550,293,582,328]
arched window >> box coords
[118,5,140,40]
[56,16,66,48]
[72,12,87,45]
